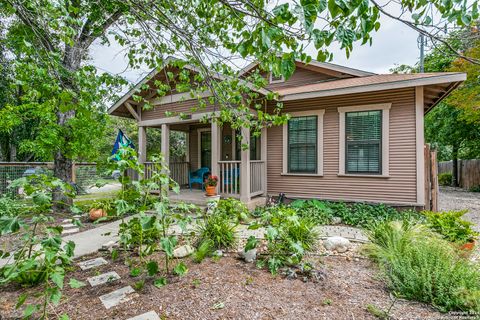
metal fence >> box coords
[0,162,111,197]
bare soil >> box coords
[0,250,441,320]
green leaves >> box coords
[146,260,159,276]
[68,278,86,289]
[244,236,258,252]
[160,236,178,258]
[173,262,188,276]
[154,277,167,288]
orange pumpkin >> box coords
[89,208,107,221]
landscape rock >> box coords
[240,248,257,263]
[323,236,351,253]
[173,245,194,258]
[214,250,223,257]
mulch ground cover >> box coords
[0,249,442,320]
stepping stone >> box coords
[127,311,160,320]
[78,257,108,270]
[99,286,136,309]
[62,219,73,223]
[87,271,120,286]
[62,223,76,228]
[62,228,80,234]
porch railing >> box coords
[250,160,265,197]
[169,162,189,186]
[218,160,241,196]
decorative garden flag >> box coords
[111,129,135,160]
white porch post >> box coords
[161,124,170,167]
[240,127,251,202]
[138,126,147,163]
[211,120,221,177]
[261,126,268,196]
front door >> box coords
[200,130,211,169]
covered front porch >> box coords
[137,113,267,205]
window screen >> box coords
[288,116,317,173]
[346,110,382,174]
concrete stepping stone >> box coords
[99,286,136,309]
[62,228,80,234]
[78,257,108,270]
[87,271,120,287]
[127,311,160,320]
[62,219,73,223]
[62,223,76,228]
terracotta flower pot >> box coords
[205,185,217,196]
[460,240,475,251]
[89,208,107,221]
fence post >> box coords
[72,162,77,184]
[430,149,438,212]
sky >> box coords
[90,13,422,85]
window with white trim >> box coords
[345,110,382,174]
[282,109,324,175]
[338,103,391,177]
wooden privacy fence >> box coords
[438,159,480,190]
[424,145,438,211]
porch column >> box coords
[240,127,251,202]
[261,126,268,196]
[138,126,147,163]
[211,120,221,177]
[161,124,170,167]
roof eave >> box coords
[278,73,467,102]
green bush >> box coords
[197,211,237,250]
[215,198,250,222]
[290,199,334,224]
[365,220,480,312]
[0,196,25,217]
[470,185,480,192]
[258,206,318,274]
[438,173,453,186]
[422,210,478,244]
[288,199,422,228]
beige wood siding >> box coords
[267,87,418,205]
[265,67,337,90]
[142,99,215,121]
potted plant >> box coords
[89,199,112,221]
[205,175,218,196]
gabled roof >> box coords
[239,59,375,77]
[107,56,272,117]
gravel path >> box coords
[439,187,480,232]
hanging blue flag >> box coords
[112,129,135,160]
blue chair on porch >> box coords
[189,167,210,190]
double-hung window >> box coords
[338,103,391,176]
[345,110,382,174]
[288,116,318,173]
[282,110,324,175]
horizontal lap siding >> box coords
[142,99,215,121]
[265,67,337,90]
[267,88,418,205]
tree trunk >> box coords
[452,144,459,188]
[52,44,81,211]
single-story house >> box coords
[108,57,466,209]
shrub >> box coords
[215,198,250,222]
[288,199,422,228]
[470,185,480,193]
[365,220,480,312]
[438,173,453,186]
[258,206,318,274]
[422,210,478,244]
[290,199,334,224]
[119,216,161,248]
[196,211,237,250]
[0,196,25,217]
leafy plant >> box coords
[119,215,161,253]
[256,206,318,274]
[470,185,480,192]
[365,220,480,312]
[89,199,114,215]
[196,210,237,250]
[422,210,478,244]
[290,199,334,225]
[173,262,188,276]
[193,239,213,263]
[216,198,250,222]
[0,195,25,218]
[205,175,218,187]
[439,173,453,186]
